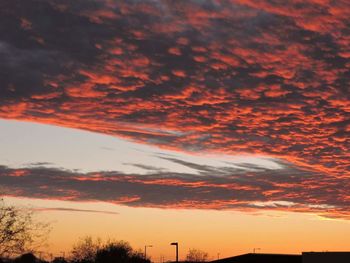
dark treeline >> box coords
[0,237,209,263]
[0,238,151,263]
[0,198,209,263]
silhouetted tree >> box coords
[0,199,50,257]
[14,253,37,263]
[70,237,101,263]
[70,238,150,263]
[129,251,150,263]
[52,257,67,263]
[95,241,133,263]
[185,249,208,262]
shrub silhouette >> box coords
[7,238,151,263]
[95,241,131,263]
[14,253,37,263]
[52,258,68,263]
[129,252,150,263]
[70,237,101,263]
[70,238,150,263]
[185,249,208,262]
[95,241,149,263]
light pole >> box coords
[253,248,261,253]
[144,245,153,260]
[170,242,178,263]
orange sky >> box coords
[0,0,349,260]
[5,196,350,262]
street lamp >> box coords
[170,242,178,263]
[253,248,261,253]
[144,245,153,259]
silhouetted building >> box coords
[210,253,301,263]
[302,252,350,263]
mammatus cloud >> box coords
[0,1,349,215]
[0,157,349,219]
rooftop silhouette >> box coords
[210,253,301,263]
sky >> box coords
[0,0,349,261]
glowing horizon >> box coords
[5,195,350,261]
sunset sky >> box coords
[0,0,349,261]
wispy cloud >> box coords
[32,207,119,215]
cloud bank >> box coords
[0,0,349,216]
[1,156,349,219]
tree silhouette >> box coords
[95,240,149,263]
[70,238,150,263]
[52,257,68,263]
[95,241,132,263]
[14,253,37,263]
[185,249,208,262]
[70,237,102,263]
[129,251,150,263]
[0,199,50,257]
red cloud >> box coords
[0,0,349,215]
[0,161,349,219]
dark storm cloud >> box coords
[0,41,69,100]
[0,0,349,215]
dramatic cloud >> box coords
[0,1,349,215]
[1,156,349,219]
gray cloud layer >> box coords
[1,156,349,219]
[0,0,349,219]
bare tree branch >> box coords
[0,198,50,258]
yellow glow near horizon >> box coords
[4,197,350,262]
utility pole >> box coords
[144,245,153,260]
[170,242,178,263]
